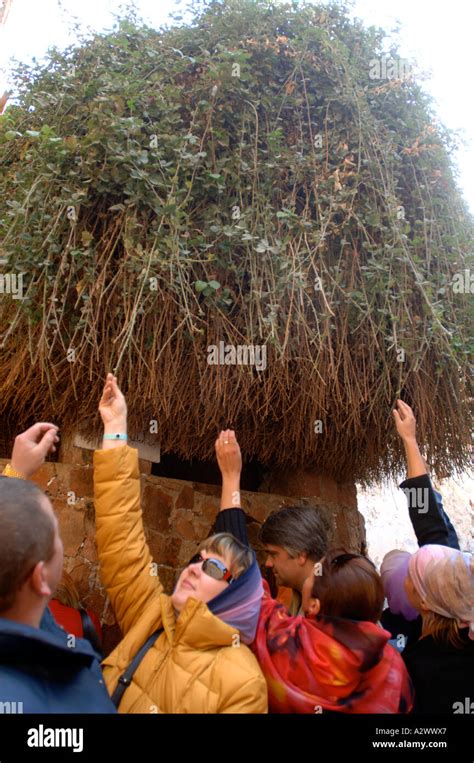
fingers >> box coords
[217,429,236,446]
[41,427,60,454]
[100,374,117,405]
[22,422,59,442]
[393,400,405,420]
[215,430,239,460]
[101,373,123,401]
[397,399,414,416]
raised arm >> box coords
[214,430,249,546]
[94,374,163,635]
[393,399,450,547]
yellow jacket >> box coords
[93,445,268,714]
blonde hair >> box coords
[422,609,466,649]
[198,533,253,579]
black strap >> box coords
[111,628,164,709]
[79,609,103,658]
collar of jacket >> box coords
[149,593,241,651]
[0,616,98,673]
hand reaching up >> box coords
[392,399,417,442]
[393,399,427,478]
[215,430,242,510]
[99,373,127,427]
[215,429,242,479]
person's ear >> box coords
[307,597,321,617]
[297,551,308,567]
[30,561,53,598]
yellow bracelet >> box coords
[2,463,27,480]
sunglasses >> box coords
[186,553,234,583]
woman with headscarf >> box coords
[402,544,474,713]
[93,374,267,713]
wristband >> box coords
[3,463,27,479]
[103,433,128,440]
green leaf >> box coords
[195,280,208,293]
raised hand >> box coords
[99,373,127,427]
[215,430,242,510]
[392,399,427,478]
[392,399,417,442]
[11,423,60,478]
[215,429,242,478]
[99,374,128,450]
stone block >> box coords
[173,509,201,541]
[31,464,62,498]
[247,500,272,524]
[68,466,94,502]
[81,534,99,564]
[176,484,194,510]
[195,497,220,524]
[55,501,85,556]
[142,482,174,532]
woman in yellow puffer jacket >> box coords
[94,374,268,714]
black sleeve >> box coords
[432,489,460,549]
[399,474,449,547]
[215,508,249,547]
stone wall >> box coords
[0,454,365,656]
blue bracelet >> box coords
[103,433,128,440]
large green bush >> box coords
[0,0,472,481]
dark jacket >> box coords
[399,473,458,549]
[0,608,116,713]
[402,631,474,713]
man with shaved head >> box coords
[0,424,115,713]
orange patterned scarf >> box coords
[252,582,414,714]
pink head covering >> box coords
[408,545,474,640]
[381,550,419,621]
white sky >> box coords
[1,0,473,212]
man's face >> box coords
[264,544,303,588]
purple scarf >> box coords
[381,550,419,621]
[207,553,263,644]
